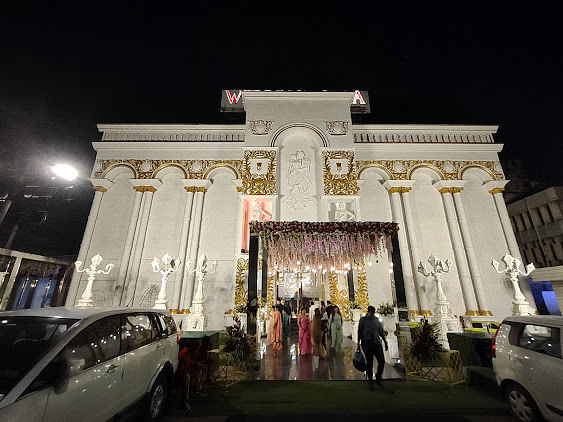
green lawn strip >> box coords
[190,380,508,416]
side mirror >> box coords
[27,360,67,393]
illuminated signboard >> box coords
[220,90,370,113]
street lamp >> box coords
[51,164,78,181]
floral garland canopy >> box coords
[250,221,398,272]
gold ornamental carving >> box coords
[234,258,249,308]
[93,159,243,180]
[355,160,504,181]
[266,273,275,319]
[438,187,464,194]
[354,265,369,313]
[328,272,351,321]
[132,186,157,192]
[322,150,360,195]
[241,150,277,195]
[489,187,505,195]
[93,186,107,192]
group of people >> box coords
[267,299,345,358]
[267,299,389,387]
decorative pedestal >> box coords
[351,309,362,344]
[237,312,248,333]
[512,300,530,316]
[224,314,234,328]
[185,300,205,331]
[381,315,400,361]
[432,315,462,350]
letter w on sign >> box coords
[225,90,242,104]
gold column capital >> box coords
[180,308,191,314]
[194,186,207,193]
[133,186,157,193]
[465,310,480,316]
[489,187,505,195]
[420,309,432,316]
[388,187,402,194]
[184,186,197,193]
[169,308,180,314]
[400,187,412,193]
[93,186,107,193]
[479,310,493,316]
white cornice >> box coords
[97,124,246,132]
[353,143,504,153]
[92,142,244,153]
[352,124,498,133]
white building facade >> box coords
[65,92,536,329]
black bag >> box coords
[353,345,367,372]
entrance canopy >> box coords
[250,221,398,273]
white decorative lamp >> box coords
[185,254,217,331]
[75,254,114,307]
[492,253,534,316]
[417,254,461,349]
[151,253,180,310]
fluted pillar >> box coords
[121,180,162,306]
[180,180,212,313]
[451,186,491,315]
[170,181,196,313]
[398,183,432,314]
[483,180,522,261]
[113,182,143,305]
[433,181,479,315]
[66,178,114,306]
[383,181,420,316]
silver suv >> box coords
[0,307,179,421]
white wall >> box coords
[76,168,135,305]
[134,167,186,306]
[199,171,239,329]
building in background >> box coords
[507,186,563,311]
[66,91,536,329]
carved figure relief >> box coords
[287,150,314,209]
[250,200,272,221]
[333,201,355,222]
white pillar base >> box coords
[153,299,168,310]
[512,300,530,316]
[76,299,94,307]
[184,315,205,331]
[431,315,462,350]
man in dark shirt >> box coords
[358,305,388,386]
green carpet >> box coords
[186,380,509,417]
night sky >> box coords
[1,2,562,256]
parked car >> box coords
[0,307,178,421]
[492,315,563,422]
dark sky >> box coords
[1,1,562,256]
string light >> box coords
[368,262,373,266]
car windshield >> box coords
[0,316,78,396]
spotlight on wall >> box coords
[51,164,78,181]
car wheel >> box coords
[505,383,541,422]
[145,374,169,421]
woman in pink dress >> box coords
[271,305,283,354]
[298,308,313,355]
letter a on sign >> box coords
[352,90,366,105]
[225,90,243,105]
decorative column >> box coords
[433,181,479,315]
[394,180,432,315]
[66,178,113,306]
[383,181,420,316]
[121,179,162,306]
[450,184,491,316]
[169,180,195,314]
[113,182,143,305]
[180,179,212,313]
[483,181,522,261]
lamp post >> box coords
[417,254,453,318]
[75,254,114,307]
[151,253,180,310]
[184,254,217,331]
[492,253,535,316]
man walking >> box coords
[358,305,388,386]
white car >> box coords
[0,307,179,422]
[492,315,563,422]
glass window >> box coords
[59,316,121,373]
[518,324,562,359]
[0,317,77,395]
[122,314,153,352]
[157,313,177,336]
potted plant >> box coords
[407,319,445,364]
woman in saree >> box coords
[311,308,326,358]
[298,308,312,355]
[282,307,291,346]
[330,306,344,352]
[270,304,283,354]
